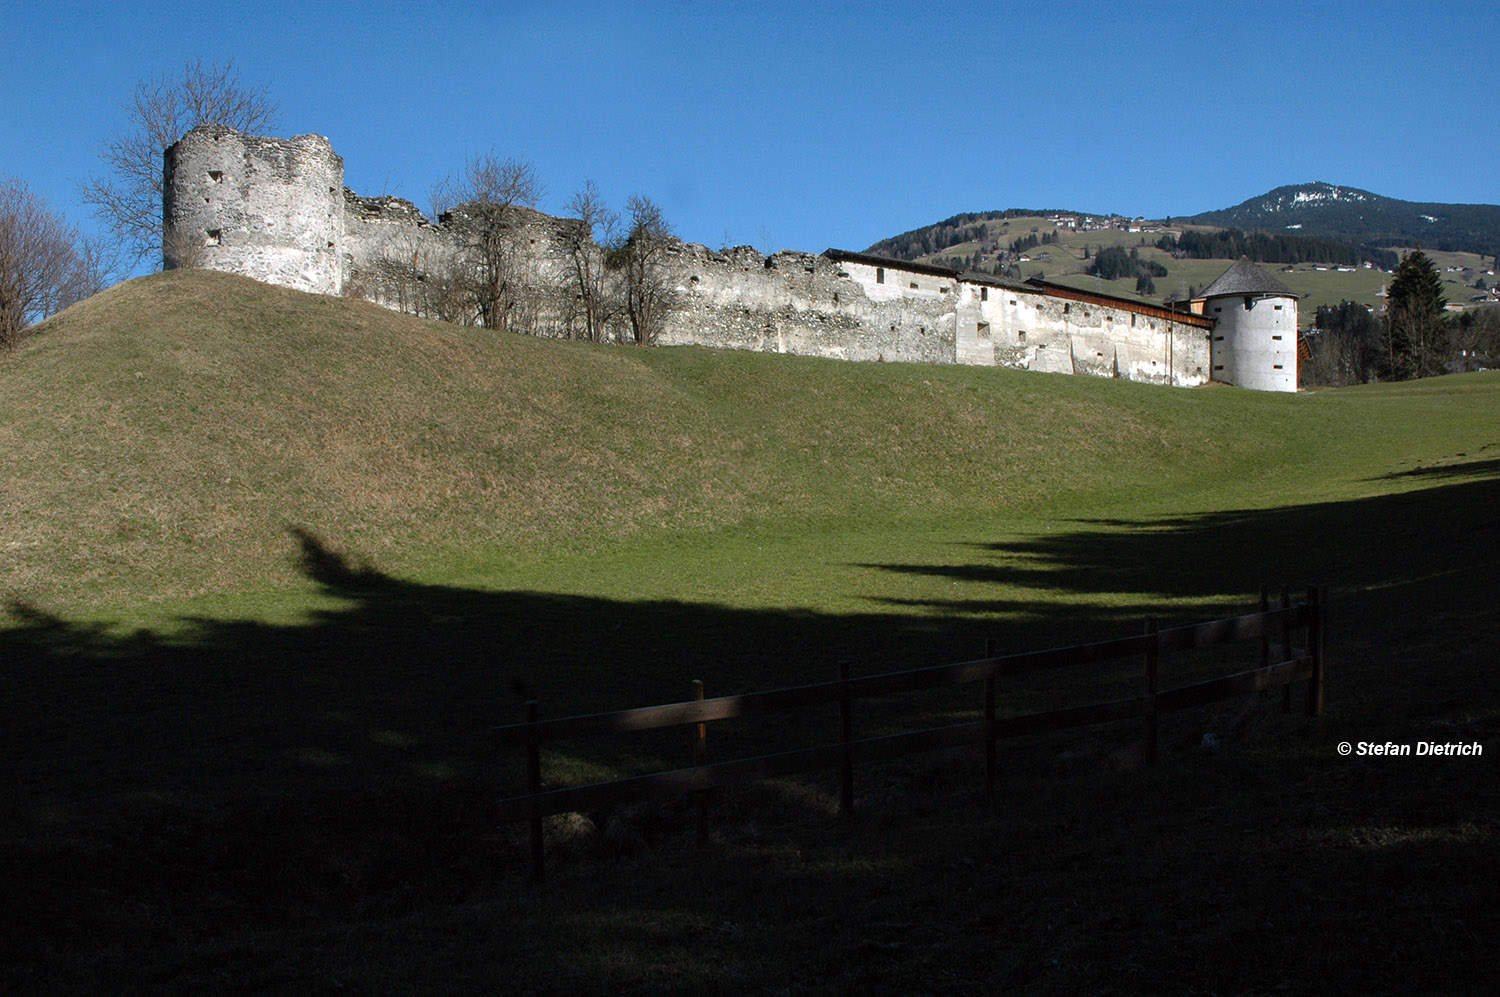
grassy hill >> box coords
[6,268,1435,614]
[3,272,1497,993]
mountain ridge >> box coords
[866,184,1500,262]
[1182,182,1500,255]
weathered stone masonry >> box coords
[163,126,344,294]
[164,126,1294,390]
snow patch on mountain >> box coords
[1257,185,1370,214]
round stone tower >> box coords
[1198,258,1300,392]
[163,124,345,295]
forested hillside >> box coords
[865,184,1500,266]
[1182,183,1500,257]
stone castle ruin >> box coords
[163,125,1300,391]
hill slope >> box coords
[8,269,1494,615]
[3,271,1498,993]
[0,269,1281,609]
[864,185,1500,264]
[1183,182,1500,255]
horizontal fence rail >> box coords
[498,585,1325,878]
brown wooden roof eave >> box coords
[822,249,963,280]
[821,250,1213,328]
[1022,277,1215,328]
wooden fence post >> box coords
[839,659,854,818]
[692,678,708,845]
[1260,585,1284,712]
[526,700,544,881]
[1279,585,1293,712]
[1307,585,1326,717]
[1143,617,1159,765]
[984,638,998,796]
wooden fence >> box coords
[496,585,1325,878]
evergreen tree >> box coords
[1381,248,1448,380]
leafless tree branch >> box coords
[0,177,87,346]
[78,58,279,268]
[558,180,619,342]
[431,152,545,332]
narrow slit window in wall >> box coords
[207,170,223,183]
[206,229,222,246]
[1272,335,1282,340]
[876,267,885,284]
[1273,364,1284,369]
[981,287,988,301]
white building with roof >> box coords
[1194,259,1300,392]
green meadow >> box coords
[3,271,1496,993]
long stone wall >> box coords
[163,125,1217,388]
[965,280,1211,385]
[656,246,955,364]
[657,248,1212,384]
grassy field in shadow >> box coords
[4,462,1496,993]
[3,273,1497,992]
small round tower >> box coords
[162,124,345,294]
[1198,258,1300,392]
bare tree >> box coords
[432,152,544,331]
[0,177,85,347]
[558,180,618,342]
[79,58,279,267]
[1450,306,1500,371]
[610,195,677,346]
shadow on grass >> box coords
[2,465,1497,990]
[865,459,1500,622]
[1378,453,1500,481]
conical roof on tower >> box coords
[1198,257,1298,299]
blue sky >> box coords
[2,0,1494,262]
